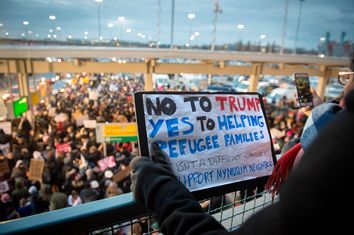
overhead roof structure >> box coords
[0,46,349,66]
[0,46,351,97]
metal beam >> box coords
[0,46,349,67]
[0,60,348,79]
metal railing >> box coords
[0,187,276,235]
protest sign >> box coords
[89,90,98,100]
[0,122,12,134]
[96,123,137,143]
[56,143,71,153]
[0,143,11,155]
[28,159,45,182]
[0,160,10,174]
[135,92,275,193]
[83,120,97,129]
[0,180,9,193]
[73,112,89,126]
[97,156,116,172]
[112,165,131,183]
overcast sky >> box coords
[0,0,353,50]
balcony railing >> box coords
[0,187,275,235]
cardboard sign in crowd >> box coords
[135,92,275,192]
[28,159,45,182]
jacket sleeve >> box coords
[234,100,354,235]
[130,157,229,235]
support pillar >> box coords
[249,63,263,92]
[317,65,330,99]
[16,60,33,124]
[144,59,155,91]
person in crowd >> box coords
[10,159,26,179]
[0,69,337,224]
[105,181,123,198]
[130,88,354,234]
[10,178,28,207]
[49,191,68,211]
[0,193,15,221]
[266,54,354,194]
[80,180,100,203]
[67,189,82,207]
[17,197,33,217]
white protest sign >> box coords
[89,90,98,100]
[0,122,12,134]
[141,93,274,192]
[83,120,97,129]
[0,180,9,193]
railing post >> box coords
[249,63,263,92]
[16,59,34,124]
[144,59,155,91]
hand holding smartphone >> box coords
[294,73,313,108]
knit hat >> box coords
[104,170,113,179]
[90,180,99,189]
[1,193,10,203]
[300,102,342,151]
[15,160,24,168]
[33,151,43,160]
[29,185,38,195]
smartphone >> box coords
[294,73,313,107]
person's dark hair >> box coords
[350,43,354,72]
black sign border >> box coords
[134,91,277,200]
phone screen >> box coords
[294,73,313,107]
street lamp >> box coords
[237,24,244,30]
[237,24,244,44]
[211,0,222,51]
[107,23,114,40]
[94,0,103,41]
[118,16,125,41]
[294,0,305,54]
[126,28,132,42]
[280,0,289,54]
[22,21,29,40]
[187,13,195,43]
[259,34,267,52]
[48,15,56,41]
[187,13,195,19]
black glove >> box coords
[130,142,228,235]
[130,142,177,211]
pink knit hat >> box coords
[1,193,10,203]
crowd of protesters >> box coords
[0,73,307,225]
[0,74,143,221]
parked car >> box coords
[325,83,343,100]
[235,81,250,92]
[205,84,236,92]
[234,81,276,96]
[153,74,170,90]
[265,86,296,104]
[2,85,19,104]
